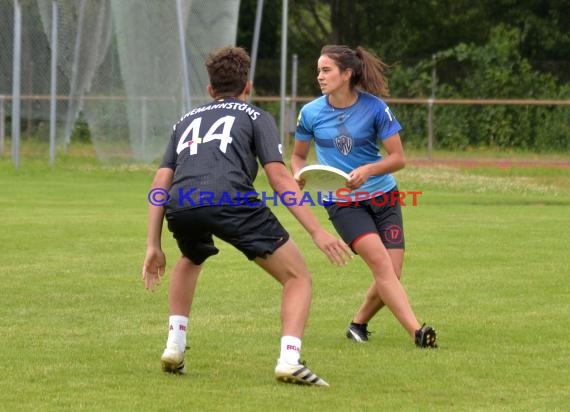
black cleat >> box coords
[415,324,437,348]
[346,322,372,342]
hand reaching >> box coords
[311,229,353,266]
[142,246,166,291]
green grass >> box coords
[1,146,569,411]
[404,146,570,162]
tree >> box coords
[237,0,570,95]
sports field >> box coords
[1,147,569,411]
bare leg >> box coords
[352,248,404,324]
[161,256,202,373]
[254,239,312,339]
[353,235,419,337]
[168,256,202,316]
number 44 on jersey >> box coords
[176,116,235,155]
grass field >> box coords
[1,145,569,411]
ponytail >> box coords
[354,47,390,97]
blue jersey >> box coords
[295,92,401,201]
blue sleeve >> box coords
[375,101,402,140]
[295,106,314,142]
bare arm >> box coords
[142,167,174,291]
[290,140,311,189]
[347,133,406,190]
[264,161,352,266]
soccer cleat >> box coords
[275,360,330,387]
[415,323,438,348]
[346,322,371,342]
[160,343,186,374]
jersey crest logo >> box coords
[334,134,353,156]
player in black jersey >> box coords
[142,47,351,386]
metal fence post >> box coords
[428,54,436,159]
[141,96,147,156]
[0,96,5,155]
[427,98,433,159]
[279,0,288,147]
[290,53,298,134]
[49,0,59,165]
[12,0,22,169]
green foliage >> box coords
[70,112,92,144]
[237,1,570,152]
[390,26,570,151]
[535,102,570,151]
[432,105,472,150]
[238,1,570,94]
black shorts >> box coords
[325,186,405,251]
[166,205,289,265]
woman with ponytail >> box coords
[291,45,437,348]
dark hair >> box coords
[205,47,250,97]
[320,45,390,97]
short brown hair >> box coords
[205,47,251,97]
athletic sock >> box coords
[166,315,188,353]
[279,335,302,365]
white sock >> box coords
[279,336,302,365]
[166,315,188,352]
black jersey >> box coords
[160,98,284,212]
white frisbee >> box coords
[295,164,350,193]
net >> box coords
[0,0,240,163]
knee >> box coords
[368,260,397,284]
[286,270,312,288]
[367,254,393,273]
